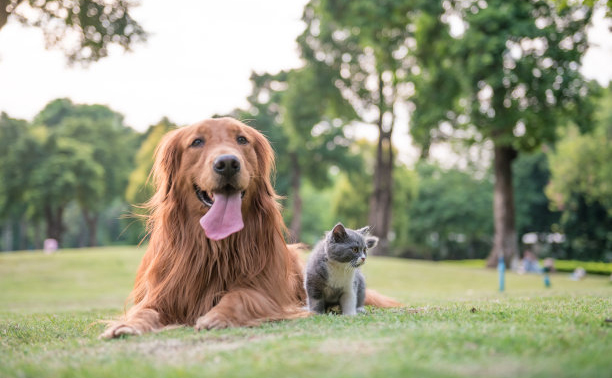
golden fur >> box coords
[101,118,398,338]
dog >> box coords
[101,118,398,338]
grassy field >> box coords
[1,246,611,378]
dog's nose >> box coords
[213,154,241,177]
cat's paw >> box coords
[356,306,367,314]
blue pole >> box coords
[498,255,505,292]
[543,266,551,288]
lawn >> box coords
[1,246,611,378]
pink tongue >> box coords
[199,192,244,240]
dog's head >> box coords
[151,118,275,240]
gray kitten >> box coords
[305,223,378,315]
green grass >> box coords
[1,247,611,378]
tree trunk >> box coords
[18,217,27,250]
[288,152,302,243]
[368,109,394,255]
[486,144,519,267]
[82,209,98,247]
[44,204,64,246]
[2,222,13,251]
[33,221,42,250]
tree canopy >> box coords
[412,0,598,265]
[0,0,147,63]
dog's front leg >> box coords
[100,306,163,339]
[195,288,286,330]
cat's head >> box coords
[326,223,379,268]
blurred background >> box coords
[1,0,611,273]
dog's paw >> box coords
[195,312,233,331]
[99,324,142,339]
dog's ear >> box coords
[152,128,183,200]
[249,126,276,195]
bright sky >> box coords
[0,0,309,131]
[0,0,611,139]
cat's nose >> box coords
[360,257,366,263]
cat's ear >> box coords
[331,223,348,242]
[356,226,372,235]
[365,236,379,249]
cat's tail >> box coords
[364,289,403,308]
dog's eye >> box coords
[190,138,204,147]
[236,136,248,145]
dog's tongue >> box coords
[199,192,244,240]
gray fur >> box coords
[304,223,378,315]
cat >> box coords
[305,223,378,315]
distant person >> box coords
[570,267,586,281]
[43,238,58,254]
[542,258,555,273]
[521,250,541,273]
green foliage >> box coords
[331,173,370,229]
[2,0,147,64]
[294,181,337,245]
[411,0,598,264]
[231,66,361,240]
[544,88,612,261]
[513,150,561,237]
[546,88,612,214]
[0,99,138,247]
[553,259,612,275]
[1,248,612,378]
[389,163,419,250]
[281,65,359,189]
[555,0,612,18]
[0,113,31,220]
[405,162,494,260]
[330,140,375,230]
[298,0,430,253]
[126,118,177,206]
[25,130,105,218]
[330,140,418,254]
[414,0,596,150]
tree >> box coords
[545,88,612,260]
[25,127,104,245]
[0,0,147,63]
[556,0,612,19]
[513,150,561,245]
[412,0,597,266]
[25,99,137,246]
[232,66,359,242]
[405,162,493,260]
[331,139,418,255]
[546,90,612,213]
[298,0,430,253]
[280,65,358,241]
[0,113,35,250]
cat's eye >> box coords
[352,247,359,253]
[237,136,248,145]
[190,138,204,147]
